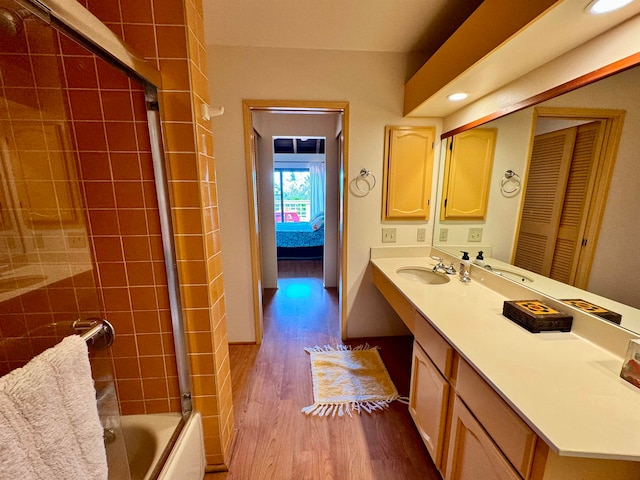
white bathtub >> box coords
[107,412,205,480]
[157,412,205,480]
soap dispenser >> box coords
[460,251,471,280]
[474,251,485,267]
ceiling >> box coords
[204,0,640,119]
[203,0,482,57]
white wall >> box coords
[256,129,276,288]
[208,45,441,342]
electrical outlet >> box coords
[439,227,448,242]
[417,228,426,242]
[382,227,397,243]
[468,227,483,242]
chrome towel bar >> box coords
[73,318,115,350]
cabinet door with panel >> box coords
[382,126,435,220]
[409,341,450,471]
[440,128,497,220]
[456,358,536,479]
[9,123,82,228]
[445,395,521,480]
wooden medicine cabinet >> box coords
[382,126,436,221]
[440,128,496,220]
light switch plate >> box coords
[382,227,397,243]
[439,228,448,242]
[417,228,426,242]
[468,227,483,242]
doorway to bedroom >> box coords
[253,111,340,291]
[243,100,348,344]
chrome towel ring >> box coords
[352,168,376,196]
[500,169,521,197]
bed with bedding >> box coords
[275,221,324,259]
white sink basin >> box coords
[396,267,450,285]
[490,268,534,284]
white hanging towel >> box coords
[0,335,108,480]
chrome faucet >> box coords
[431,256,456,275]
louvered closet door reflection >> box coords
[514,123,602,282]
[514,128,575,276]
[549,122,602,284]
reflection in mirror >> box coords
[0,55,94,295]
[433,64,640,335]
[0,2,101,373]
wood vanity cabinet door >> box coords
[382,126,435,220]
[409,341,450,471]
[440,128,496,220]
[445,395,521,480]
[456,359,536,478]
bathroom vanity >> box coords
[371,247,640,480]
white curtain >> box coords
[309,162,325,219]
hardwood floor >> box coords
[206,260,440,480]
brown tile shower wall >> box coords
[0,18,182,413]
[76,0,232,466]
[0,0,231,465]
[183,0,234,466]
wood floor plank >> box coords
[208,260,440,479]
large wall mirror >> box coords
[432,62,640,335]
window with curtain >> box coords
[273,168,310,222]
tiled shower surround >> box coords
[0,0,232,468]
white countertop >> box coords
[434,246,640,335]
[371,249,640,461]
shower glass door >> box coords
[0,0,182,477]
[0,1,132,477]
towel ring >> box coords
[354,168,376,195]
[501,169,521,197]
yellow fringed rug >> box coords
[302,344,406,417]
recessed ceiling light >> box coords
[447,92,468,101]
[586,0,634,14]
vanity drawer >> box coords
[456,358,537,479]
[414,312,453,379]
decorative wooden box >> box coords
[503,300,573,333]
[561,299,622,325]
